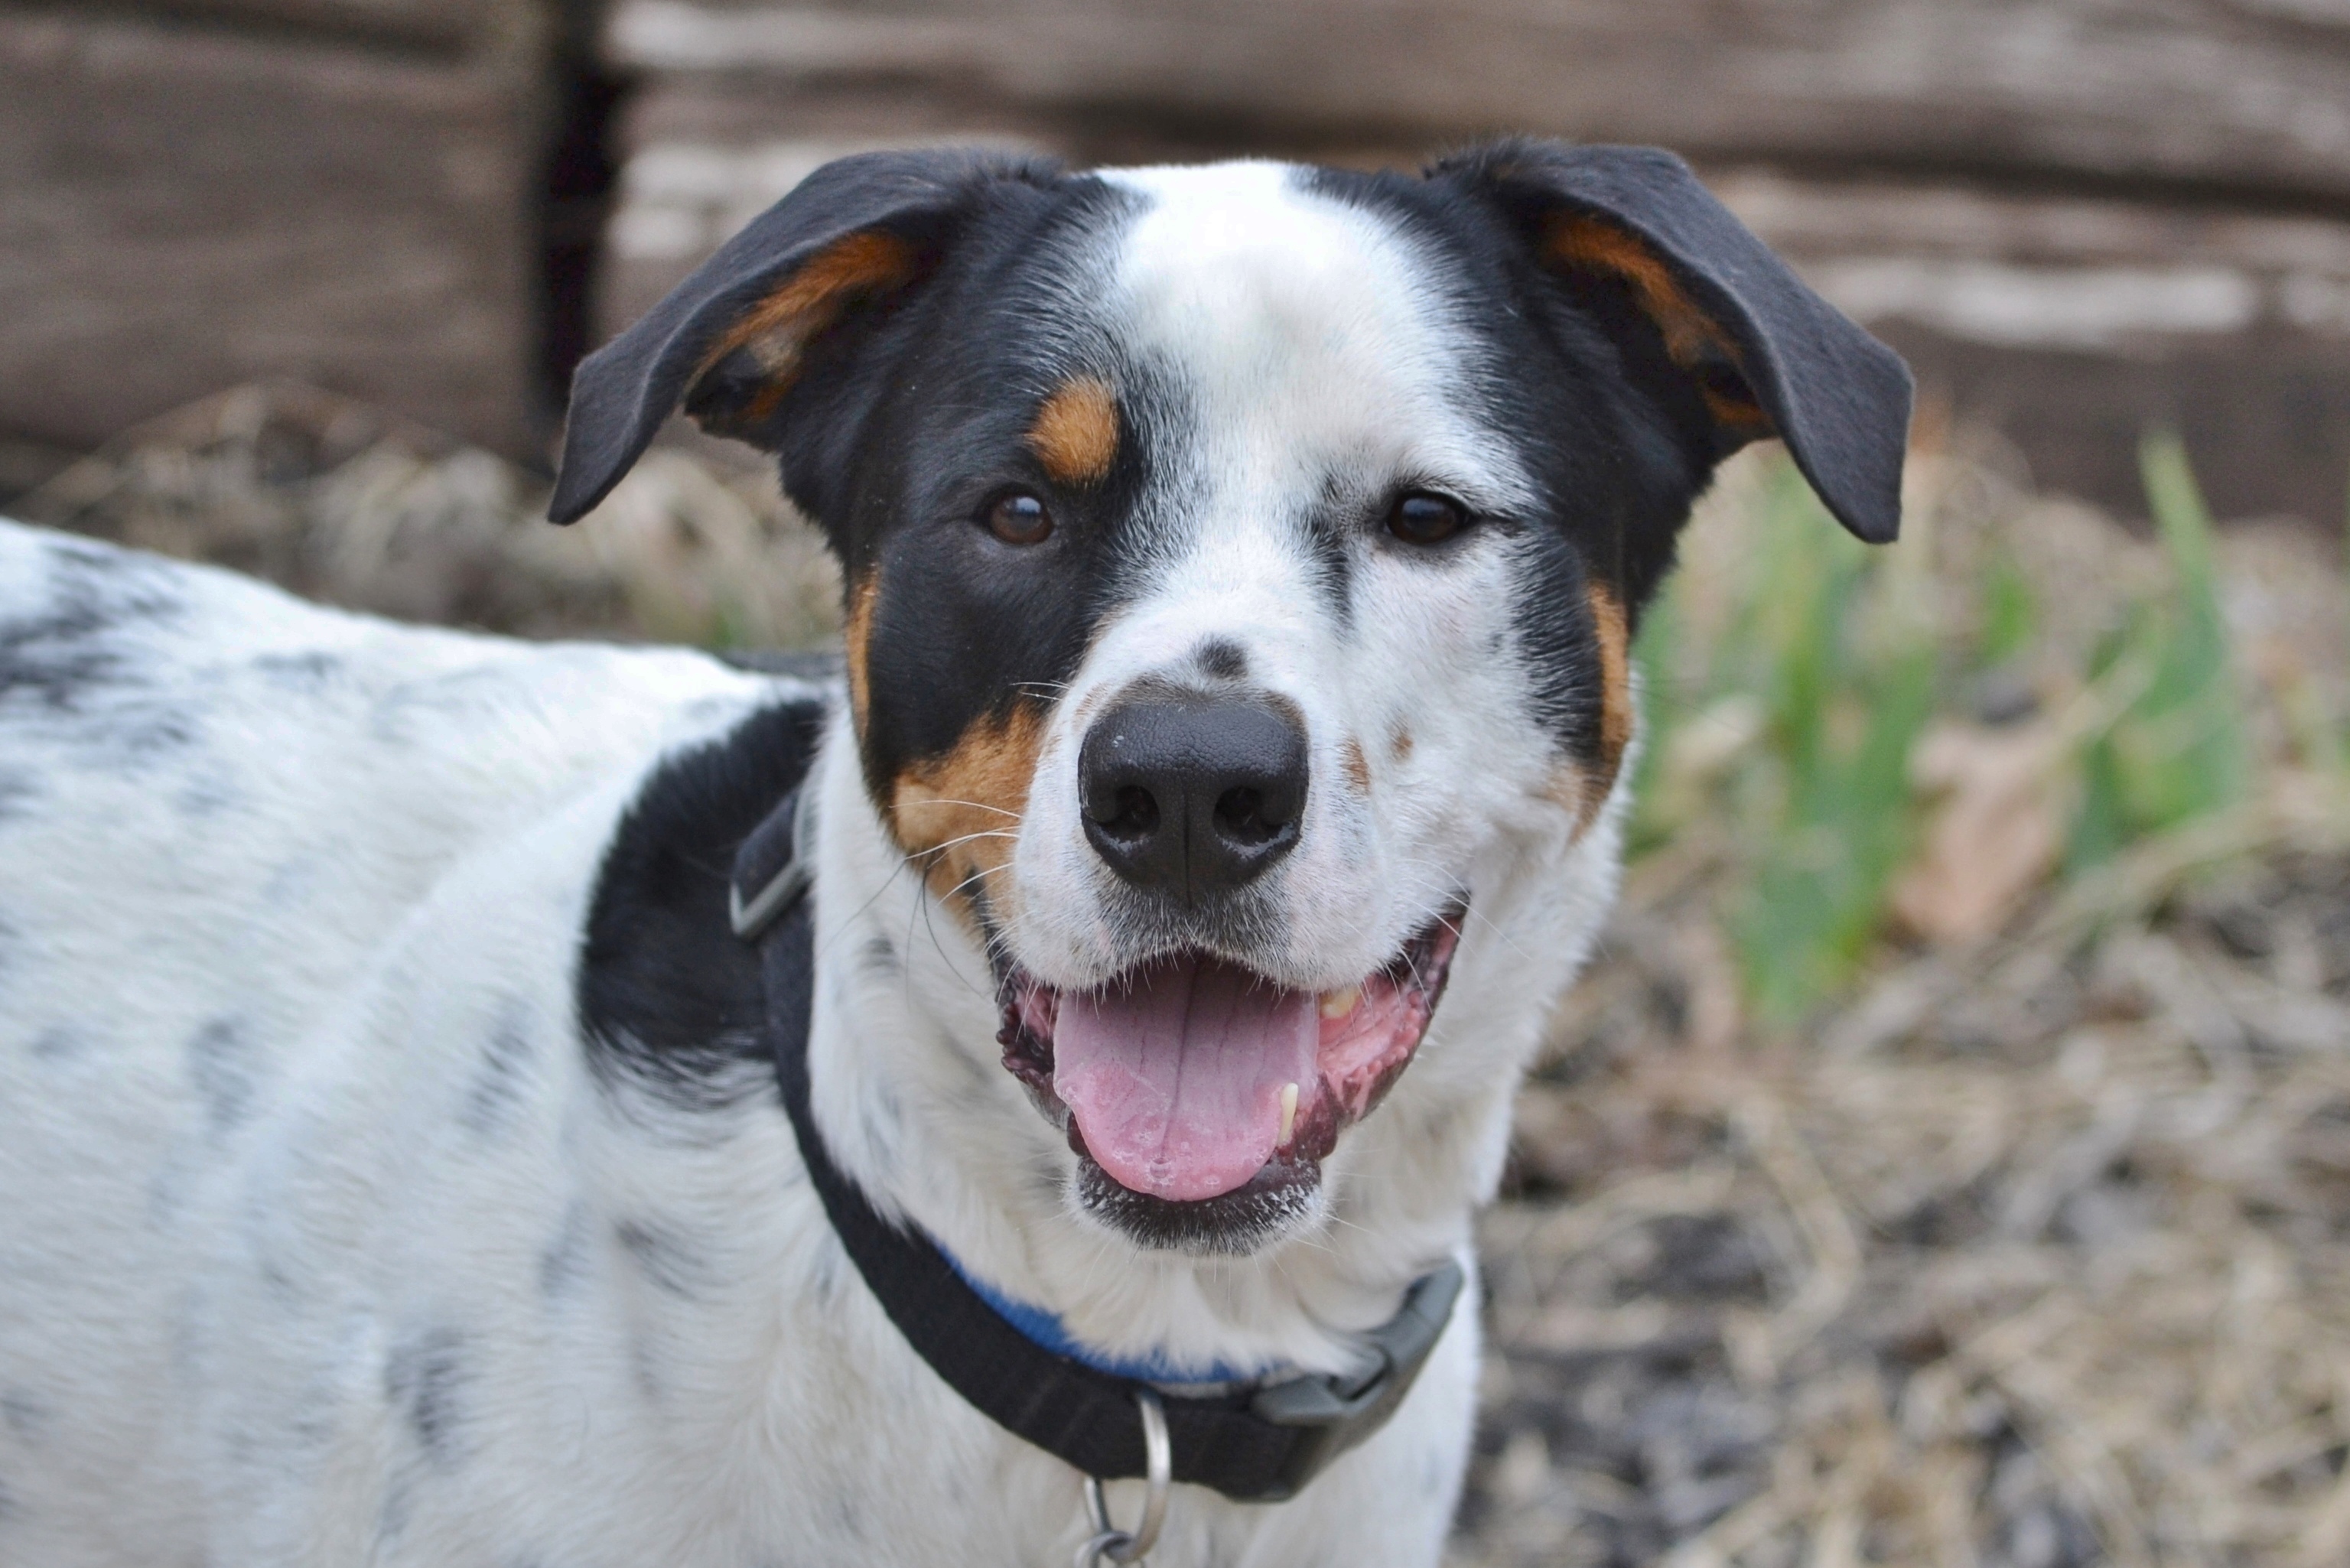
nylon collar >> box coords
[733,783,1463,1503]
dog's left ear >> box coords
[549,147,1059,525]
[1433,141,1912,544]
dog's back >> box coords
[0,518,767,1561]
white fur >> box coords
[0,161,1633,1568]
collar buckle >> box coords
[730,785,818,942]
[1243,1261,1466,1501]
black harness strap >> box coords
[739,785,1462,1505]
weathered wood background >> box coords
[0,0,573,465]
[8,0,2350,522]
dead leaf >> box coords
[1891,720,2065,945]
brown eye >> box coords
[1387,491,1468,546]
[985,491,1054,545]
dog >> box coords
[0,140,1907,1566]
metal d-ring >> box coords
[1074,1387,1170,1567]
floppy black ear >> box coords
[548,147,1060,525]
[1432,142,1912,544]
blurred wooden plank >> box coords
[1708,174,2350,523]
[68,0,531,57]
[606,0,2350,206]
[0,8,547,455]
[597,75,1067,333]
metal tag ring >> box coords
[1075,1388,1170,1566]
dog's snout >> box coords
[1079,694,1307,899]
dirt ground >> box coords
[15,384,2350,1568]
[1453,827,2350,1568]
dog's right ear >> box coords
[549,148,1058,525]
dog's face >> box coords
[555,143,1908,1254]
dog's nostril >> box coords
[1212,786,1275,844]
[1106,786,1160,839]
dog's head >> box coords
[554,143,1908,1254]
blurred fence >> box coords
[0,0,575,471]
[6,0,2350,525]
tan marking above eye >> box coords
[1388,724,1414,762]
[1026,377,1118,486]
[887,702,1046,926]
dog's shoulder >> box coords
[578,682,832,1108]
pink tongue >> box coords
[1053,954,1319,1202]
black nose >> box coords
[1079,694,1309,900]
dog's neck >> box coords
[796,708,1613,1380]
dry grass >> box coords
[15,386,2350,1568]
[14,382,840,650]
[1459,818,2350,1568]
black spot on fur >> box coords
[630,1334,663,1406]
[252,650,341,686]
[1193,639,1248,681]
[459,997,537,1139]
[858,931,900,981]
[174,771,239,818]
[187,1018,254,1137]
[0,772,37,824]
[1296,486,1359,630]
[578,694,828,1108]
[0,603,116,711]
[385,1327,467,1468]
[539,1202,593,1302]
[614,1218,704,1297]
[111,707,200,758]
[0,1388,48,1441]
[0,540,181,714]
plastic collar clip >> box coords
[729,785,819,942]
[1245,1261,1466,1499]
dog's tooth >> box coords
[1278,1082,1299,1146]
[1319,984,1362,1020]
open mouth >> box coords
[995,909,1464,1244]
